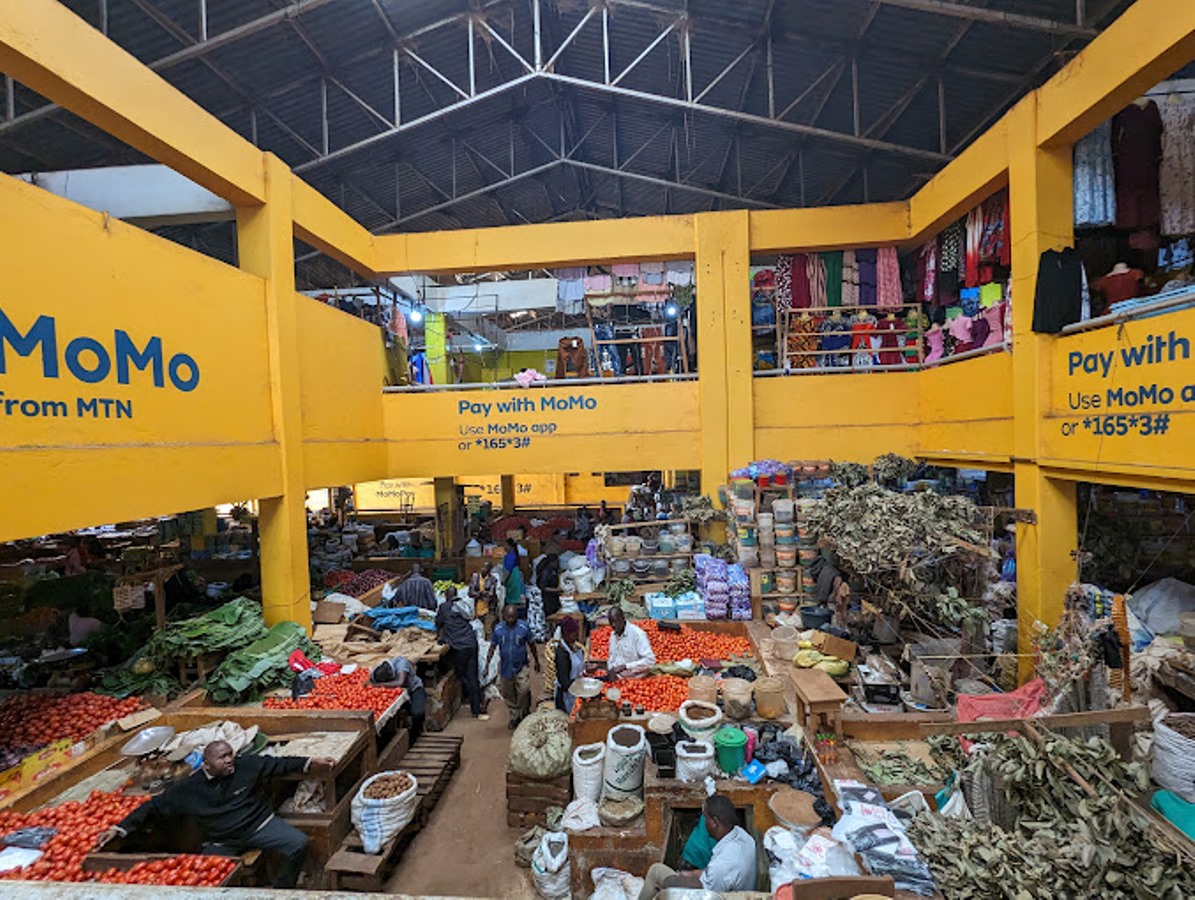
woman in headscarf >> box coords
[553,617,586,713]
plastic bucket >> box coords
[760,547,777,567]
[800,605,832,629]
[771,625,799,659]
[776,570,797,593]
[772,499,795,523]
[760,571,775,594]
[721,677,753,720]
[714,726,747,775]
[798,547,819,564]
[754,677,786,719]
[757,513,774,531]
[776,547,797,568]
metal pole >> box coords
[198,0,208,41]
[612,23,675,87]
[938,76,947,154]
[685,28,693,102]
[602,7,610,84]
[468,17,476,96]
[694,41,755,105]
[392,47,401,125]
[766,33,775,118]
[798,150,805,206]
[851,56,860,136]
[250,107,258,145]
[99,0,108,35]
[320,78,329,155]
[4,76,13,122]
[533,0,542,68]
[1076,0,1085,27]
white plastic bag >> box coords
[793,833,861,879]
[939,787,972,819]
[764,826,804,891]
[602,725,646,801]
[572,742,606,803]
[1153,713,1195,802]
[531,831,572,900]
[560,798,601,833]
[678,700,722,741]
[351,771,419,854]
[675,740,715,782]
[588,866,644,900]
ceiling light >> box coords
[666,304,679,317]
[408,308,423,324]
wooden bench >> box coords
[788,667,846,740]
[325,733,463,891]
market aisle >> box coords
[386,710,539,899]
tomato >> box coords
[263,669,402,718]
[0,693,147,753]
[589,620,752,664]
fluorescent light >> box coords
[666,304,679,317]
[474,342,484,352]
[408,308,423,323]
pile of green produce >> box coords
[204,621,319,705]
[908,732,1195,899]
[847,742,947,786]
[680,496,724,526]
[806,482,989,630]
[146,597,268,665]
[98,664,182,699]
[664,568,696,597]
[871,452,918,486]
[606,579,637,605]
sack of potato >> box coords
[351,770,419,853]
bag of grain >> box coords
[351,770,419,854]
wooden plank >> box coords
[789,667,848,705]
[920,706,1152,736]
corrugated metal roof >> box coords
[1,0,1137,286]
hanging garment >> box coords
[1032,248,1084,333]
[876,317,903,366]
[594,323,622,377]
[971,314,991,348]
[979,190,1011,271]
[611,263,640,278]
[856,249,878,306]
[775,255,794,311]
[1159,95,1195,236]
[937,221,964,307]
[640,325,666,376]
[841,250,860,307]
[785,316,819,369]
[1113,101,1163,231]
[876,247,903,308]
[585,273,612,294]
[964,206,983,288]
[555,267,586,313]
[1073,121,1117,228]
[666,261,695,286]
[821,252,844,308]
[640,261,666,285]
[948,313,974,354]
[557,336,590,377]
[914,242,938,306]
[982,302,1006,348]
[924,328,945,364]
[409,352,433,385]
[791,253,812,308]
[818,316,851,368]
[960,288,981,318]
[849,318,878,371]
[978,283,1002,309]
[806,254,828,308]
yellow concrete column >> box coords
[425,313,451,385]
[695,211,754,501]
[500,474,517,514]
[1007,99,1079,676]
[236,154,310,631]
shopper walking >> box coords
[436,587,486,718]
[502,538,526,609]
[485,604,540,729]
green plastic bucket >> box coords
[714,726,747,775]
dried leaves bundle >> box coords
[872,452,918,486]
[680,495,724,526]
[909,732,1194,900]
[829,461,869,488]
[806,483,989,628]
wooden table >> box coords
[788,667,846,739]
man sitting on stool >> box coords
[638,794,756,899]
[97,740,334,889]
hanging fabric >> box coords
[937,220,964,307]
[964,206,983,288]
[555,267,586,314]
[1073,121,1117,228]
[806,254,828,308]
[856,249,877,306]
[821,252,843,308]
[557,337,590,377]
[876,247,902,308]
[1112,101,1163,232]
[1032,248,1083,334]
[841,250,860,307]
[775,255,794,311]
[1159,94,1195,237]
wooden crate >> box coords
[505,770,571,829]
[325,733,463,891]
[423,671,460,733]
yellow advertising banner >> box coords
[1042,307,1195,478]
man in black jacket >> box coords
[436,587,485,718]
[97,740,334,888]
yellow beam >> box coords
[237,154,311,631]
[1037,0,1195,148]
[0,0,264,206]
[748,202,909,253]
[374,215,695,275]
[909,115,1009,241]
[290,175,379,277]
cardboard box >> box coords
[313,600,346,625]
[0,763,24,803]
[24,739,73,786]
[811,630,858,663]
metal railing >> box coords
[1060,284,1195,335]
[383,372,698,393]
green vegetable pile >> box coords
[848,742,947,786]
[908,732,1195,899]
[204,621,318,705]
[98,666,182,699]
[664,568,696,597]
[146,597,268,665]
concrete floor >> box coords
[386,698,542,899]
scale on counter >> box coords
[569,677,618,721]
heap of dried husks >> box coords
[908,733,1194,899]
[806,483,989,628]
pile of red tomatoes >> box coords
[264,668,403,719]
[589,620,752,663]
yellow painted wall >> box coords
[917,354,1015,466]
[383,381,701,479]
[356,473,630,512]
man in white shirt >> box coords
[637,795,756,899]
[606,608,656,679]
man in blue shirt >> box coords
[485,604,540,729]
